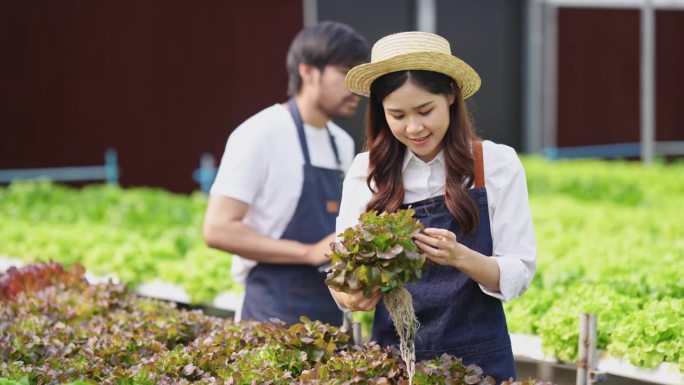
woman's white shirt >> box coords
[335,140,537,302]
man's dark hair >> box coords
[286,21,369,96]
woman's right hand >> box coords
[331,287,382,312]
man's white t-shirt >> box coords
[210,103,356,283]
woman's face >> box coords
[381,80,455,163]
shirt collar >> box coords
[401,149,445,171]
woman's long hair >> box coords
[365,70,480,235]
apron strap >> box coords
[472,140,485,188]
[288,98,311,166]
[287,98,341,169]
[326,128,342,169]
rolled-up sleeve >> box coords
[480,144,537,302]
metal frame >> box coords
[302,0,318,27]
[641,0,656,162]
[512,316,682,385]
[577,314,605,385]
[524,0,546,153]
[0,148,118,185]
[542,140,684,158]
[416,0,437,33]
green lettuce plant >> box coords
[326,208,427,385]
[325,209,426,297]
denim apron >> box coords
[240,98,344,326]
[371,141,516,382]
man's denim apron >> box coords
[371,142,516,382]
[241,99,344,326]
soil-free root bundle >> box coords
[326,209,426,385]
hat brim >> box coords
[345,52,481,99]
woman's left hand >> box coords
[413,228,465,266]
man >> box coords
[203,21,369,326]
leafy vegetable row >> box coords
[0,181,237,303]
[1,156,683,370]
[0,261,550,385]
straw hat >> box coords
[345,31,481,99]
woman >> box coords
[329,32,537,382]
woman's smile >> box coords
[409,134,432,145]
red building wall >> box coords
[656,10,684,142]
[0,1,302,193]
[556,8,684,148]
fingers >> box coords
[414,228,458,265]
[413,228,454,250]
[422,227,457,241]
[414,239,448,264]
[344,289,381,312]
[413,237,438,252]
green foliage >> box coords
[0,181,238,303]
[504,156,684,369]
[220,345,301,384]
[0,378,29,385]
[3,157,684,371]
[521,156,684,206]
[607,298,684,368]
[265,317,351,363]
[413,354,496,385]
[325,209,426,298]
[298,342,402,384]
[534,284,640,362]
[0,267,549,384]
